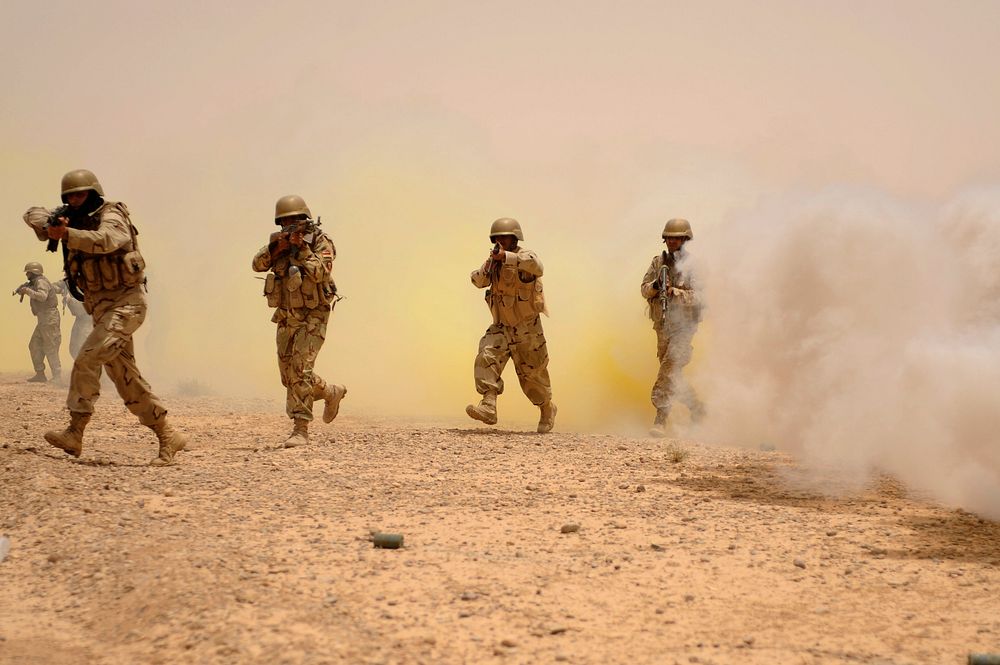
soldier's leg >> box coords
[66,318,115,415]
[301,310,347,423]
[41,321,62,377]
[103,336,167,426]
[28,324,46,375]
[510,318,556,433]
[474,324,511,397]
[275,317,304,420]
[669,331,705,422]
[468,325,511,423]
[510,318,552,407]
[650,330,674,435]
[290,309,331,418]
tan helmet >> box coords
[662,218,693,240]
[274,195,311,222]
[489,217,524,241]
[60,169,104,200]
[24,262,43,276]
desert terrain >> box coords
[0,374,997,665]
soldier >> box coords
[15,262,62,383]
[466,218,557,433]
[252,195,346,448]
[22,169,187,465]
[641,218,705,437]
[54,278,93,358]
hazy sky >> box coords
[1,0,999,429]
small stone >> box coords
[743,636,755,646]
[500,639,517,648]
[618,483,629,489]
[826,530,837,536]
[460,592,479,601]
[684,594,695,602]
[0,536,10,564]
[550,626,567,635]
[651,543,665,552]
[635,485,646,493]
[47,552,62,564]
[324,595,338,606]
[794,559,806,569]
[560,524,580,534]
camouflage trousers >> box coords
[67,301,167,426]
[274,307,330,421]
[652,325,704,417]
[29,313,61,374]
[69,316,94,359]
[474,316,552,405]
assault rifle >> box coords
[12,280,31,302]
[659,259,670,326]
[45,205,70,253]
[269,216,322,258]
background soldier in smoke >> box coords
[54,278,94,359]
[467,218,557,433]
[641,218,705,437]
[252,195,347,448]
[15,261,62,383]
[23,169,187,465]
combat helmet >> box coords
[274,195,311,223]
[662,218,693,240]
[489,217,524,242]
[60,169,104,201]
[24,262,43,276]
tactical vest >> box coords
[263,237,337,311]
[647,251,700,326]
[488,261,546,327]
[66,202,146,295]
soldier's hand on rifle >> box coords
[490,245,505,263]
[289,230,305,248]
[269,233,291,257]
[47,219,68,240]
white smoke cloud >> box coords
[694,187,1000,519]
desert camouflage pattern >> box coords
[23,274,62,375]
[641,249,705,416]
[471,246,551,405]
[41,201,168,425]
[253,231,338,421]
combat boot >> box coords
[322,384,348,423]
[537,401,557,434]
[284,418,309,448]
[649,409,669,438]
[148,419,188,466]
[44,412,90,458]
[465,392,498,425]
[26,371,47,383]
[50,369,63,386]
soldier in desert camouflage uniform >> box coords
[15,261,62,383]
[23,169,187,465]
[640,218,705,437]
[252,195,346,448]
[466,218,557,433]
[14,261,62,383]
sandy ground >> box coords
[0,374,998,665]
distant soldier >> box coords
[23,169,187,465]
[14,262,62,383]
[54,278,93,358]
[640,218,705,436]
[252,195,346,448]
[467,218,556,433]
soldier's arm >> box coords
[26,280,52,302]
[640,258,660,299]
[505,249,543,277]
[471,262,492,288]
[294,235,334,281]
[65,210,132,254]
[252,245,272,272]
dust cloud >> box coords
[693,188,1000,518]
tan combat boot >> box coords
[148,419,188,466]
[466,392,498,425]
[45,412,90,457]
[537,402,557,433]
[27,371,47,383]
[649,409,669,438]
[322,384,348,423]
[50,368,63,386]
[284,418,309,448]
